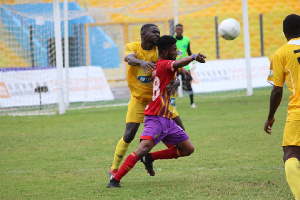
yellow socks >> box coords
[110,137,130,171]
[285,157,300,200]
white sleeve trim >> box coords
[170,61,175,71]
[267,80,274,86]
[288,39,300,45]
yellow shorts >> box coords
[126,96,179,123]
[282,121,300,146]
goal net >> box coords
[0,0,115,115]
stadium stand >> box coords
[0,0,299,67]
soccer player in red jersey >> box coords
[107,35,206,188]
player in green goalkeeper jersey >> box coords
[174,24,196,108]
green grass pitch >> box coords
[0,87,294,199]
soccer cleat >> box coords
[107,178,121,188]
[191,103,196,108]
[141,153,155,176]
[109,169,118,180]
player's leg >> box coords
[167,119,194,157]
[148,139,194,161]
[284,146,300,200]
[141,119,193,175]
[175,139,194,156]
[119,139,154,176]
[109,97,146,179]
[107,139,155,188]
[170,104,185,131]
[109,122,140,178]
[282,121,300,199]
[172,115,185,131]
[185,74,195,108]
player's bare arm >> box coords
[173,53,206,69]
[181,67,191,79]
[168,78,180,95]
[264,85,283,134]
[126,54,155,73]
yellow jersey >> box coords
[124,42,158,100]
[267,37,300,121]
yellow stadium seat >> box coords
[0,40,28,68]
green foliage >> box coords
[0,87,294,199]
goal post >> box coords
[53,0,65,114]
[242,0,253,96]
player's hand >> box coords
[168,79,180,96]
[194,53,206,63]
[181,68,191,80]
[140,61,155,73]
[264,118,275,135]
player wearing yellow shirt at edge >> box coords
[108,24,190,180]
[264,14,300,200]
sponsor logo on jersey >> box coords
[138,76,153,83]
[176,49,183,59]
[170,98,175,106]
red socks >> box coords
[151,145,182,160]
[114,152,140,181]
[113,146,182,182]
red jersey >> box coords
[144,59,178,118]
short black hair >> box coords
[283,14,300,36]
[141,24,158,34]
[176,24,183,28]
[156,35,177,55]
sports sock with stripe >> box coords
[151,145,182,160]
[110,137,130,171]
[114,152,140,181]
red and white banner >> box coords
[191,56,271,93]
[0,66,114,108]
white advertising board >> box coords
[0,66,114,108]
[191,57,271,93]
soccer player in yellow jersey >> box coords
[264,14,300,200]
[109,24,187,180]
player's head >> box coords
[175,24,183,37]
[140,24,160,44]
[283,14,300,40]
[156,35,178,60]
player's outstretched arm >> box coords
[173,53,206,69]
[126,54,155,73]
